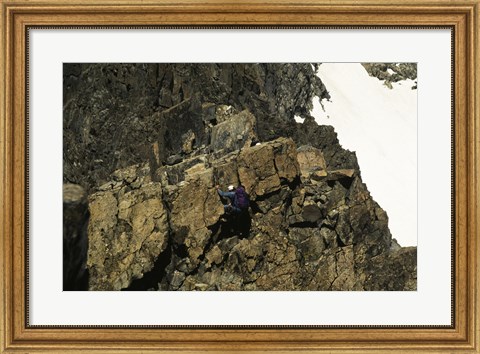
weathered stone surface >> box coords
[363,247,417,290]
[212,155,240,188]
[327,169,356,180]
[211,110,257,154]
[181,130,196,154]
[291,118,359,170]
[297,145,327,178]
[273,138,300,182]
[302,203,323,223]
[237,138,298,198]
[168,169,223,267]
[87,169,169,290]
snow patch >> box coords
[313,63,417,247]
[294,115,304,123]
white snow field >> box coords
[311,63,417,247]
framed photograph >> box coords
[1,0,478,353]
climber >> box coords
[216,184,252,238]
[216,184,249,215]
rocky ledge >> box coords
[84,108,416,291]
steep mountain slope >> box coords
[63,63,416,291]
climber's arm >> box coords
[217,188,235,199]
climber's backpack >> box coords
[235,187,249,210]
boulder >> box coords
[238,143,280,197]
[237,138,299,198]
[210,109,257,154]
[297,145,327,178]
[87,168,169,290]
[302,203,323,223]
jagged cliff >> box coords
[63,63,416,291]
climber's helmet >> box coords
[228,185,235,191]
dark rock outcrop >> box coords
[363,247,417,291]
[361,63,417,89]
[64,63,329,193]
[63,63,417,291]
[63,184,89,290]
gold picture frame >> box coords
[1,0,478,353]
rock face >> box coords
[83,107,416,291]
[64,63,417,291]
[63,63,329,193]
[87,165,169,290]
